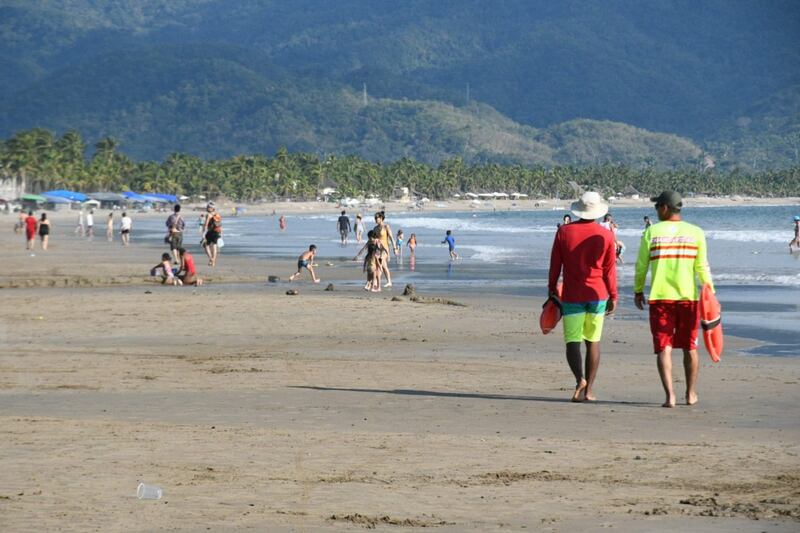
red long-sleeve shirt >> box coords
[548,221,618,303]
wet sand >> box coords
[0,215,798,531]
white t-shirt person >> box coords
[121,215,132,232]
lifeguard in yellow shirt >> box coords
[634,191,714,408]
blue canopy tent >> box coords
[151,193,178,203]
[43,189,87,202]
[121,191,151,202]
[140,194,169,204]
[42,194,73,210]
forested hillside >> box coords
[0,0,798,168]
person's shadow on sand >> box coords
[289,386,657,407]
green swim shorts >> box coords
[562,300,608,343]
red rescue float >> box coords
[699,283,723,362]
[540,282,563,335]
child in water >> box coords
[407,233,417,257]
[151,253,182,285]
[395,229,404,260]
[442,230,459,260]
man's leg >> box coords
[307,265,319,283]
[657,346,676,407]
[565,342,586,402]
[683,349,699,405]
[583,340,600,401]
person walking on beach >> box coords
[789,215,800,252]
[548,191,617,402]
[373,211,397,288]
[120,212,132,246]
[363,230,385,291]
[562,214,572,226]
[74,210,85,236]
[634,191,713,408]
[407,233,417,257]
[644,216,652,229]
[177,247,202,286]
[86,209,94,239]
[279,215,287,232]
[202,202,222,266]
[442,230,459,260]
[337,210,351,245]
[24,211,37,250]
[166,204,185,263]
[106,213,114,242]
[38,213,50,250]
[289,244,320,283]
[355,214,365,243]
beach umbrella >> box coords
[20,193,47,202]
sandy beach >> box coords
[0,212,798,532]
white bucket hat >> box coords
[570,191,609,220]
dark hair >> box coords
[122,212,127,216]
[446,230,452,235]
[174,204,181,213]
[178,247,187,255]
[40,213,47,220]
[367,230,376,239]
[161,253,171,261]
[657,203,681,215]
[28,210,32,215]
[643,215,650,220]
[341,210,346,215]
[374,211,385,221]
[603,214,612,220]
[309,244,317,251]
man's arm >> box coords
[603,236,618,302]
[547,231,563,296]
[634,229,651,295]
[695,229,714,291]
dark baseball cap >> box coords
[650,191,682,208]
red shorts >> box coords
[648,300,699,354]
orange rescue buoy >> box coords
[700,283,723,362]
[540,282,563,335]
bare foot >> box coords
[583,392,597,402]
[384,282,392,288]
[571,379,587,402]
[686,392,698,406]
[662,395,676,408]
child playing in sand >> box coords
[151,253,182,286]
[177,247,203,286]
[442,230,459,260]
[289,245,320,283]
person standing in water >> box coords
[644,215,652,229]
[38,213,50,250]
[24,211,37,250]
[202,202,223,266]
[289,245,320,283]
[789,215,800,252]
[395,229,404,262]
[634,191,713,408]
[442,230,459,260]
[337,210,351,245]
[74,209,85,236]
[279,215,287,232]
[120,212,132,246]
[373,211,397,288]
[106,213,114,242]
[548,192,617,403]
[86,209,94,239]
[354,214,365,243]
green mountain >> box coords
[0,1,797,167]
[0,44,706,166]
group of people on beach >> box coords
[18,211,50,250]
[549,190,713,408]
[153,202,222,286]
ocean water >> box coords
[134,205,800,356]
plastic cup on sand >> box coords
[137,483,163,500]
